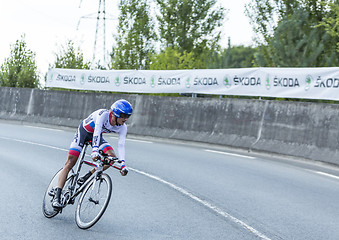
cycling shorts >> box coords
[68,122,113,157]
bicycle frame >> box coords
[63,142,121,206]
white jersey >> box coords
[82,109,127,160]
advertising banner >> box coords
[46,67,339,100]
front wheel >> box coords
[75,173,112,229]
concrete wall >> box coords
[1,86,338,165]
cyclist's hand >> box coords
[91,150,99,161]
[120,167,128,176]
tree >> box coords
[196,37,256,69]
[150,46,198,70]
[150,40,256,70]
[0,35,40,88]
[257,8,338,67]
[317,0,339,53]
[51,40,91,69]
[156,0,225,55]
[111,0,156,70]
[219,43,256,68]
[246,0,339,67]
[228,46,256,68]
[246,0,300,44]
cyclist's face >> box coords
[117,116,128,125]
[110,110,130,125]
[113,113,130,125]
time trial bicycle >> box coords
[42,141,123,229]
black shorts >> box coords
[68,122,113,157]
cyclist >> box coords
[52,99,133,209]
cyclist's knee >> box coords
[106,149,116,157]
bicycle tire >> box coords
[42,168,74,218]
[75,173,112,229]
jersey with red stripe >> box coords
[83,109,127,160]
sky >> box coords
[0,0,255,77]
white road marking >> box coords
[110,136,153,144]
[312,171,339,180]
[1,136,270,240]
[205,149,256,159]
[0,136,67,152]
[131,168,271,240]
[23,125,63,132]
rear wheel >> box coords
[75,173,112,229]
[42,169,74,218]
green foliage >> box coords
[229,46,256,68]
[218,45,256,68]
[256,8,338,66]
[246,0,339,67]
[51,40,91,69]
[149,43,257,70]
[0,35,40,88]
[150,44,256,70]
[156,0,225,55]
[150,46,199,70]
[111,0,156,70]
[110,0,226,70]
[246,0,304,43]
[317,1,339,53]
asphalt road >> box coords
[0,120,339,240]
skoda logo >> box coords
[80,74,85,85]
[115,76,120,86]
[186,77,191,88]
[266,75,271,90]
[305,75,312,91]
[151,76,156,88]
[223,75,231,88]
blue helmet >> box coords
[111,99,133,118]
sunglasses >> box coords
[120,113,131,119]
